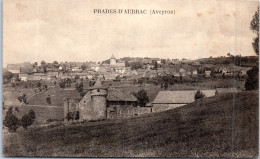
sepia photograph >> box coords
[2,0,259,157]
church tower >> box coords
[90,78,108,120]
[110,54,116,66]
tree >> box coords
[75,75,80,80]
[81,64,87,70]
[115,75,120,81]
[130,62,143,70]
[76,82,83,92]
[20,110,36,130]
[37,82,41,88]
[17,93,27,104]
[53,61,59,64]
[194,90,205,100]
[245,66,259,90]
[3,107,20,132]
[133,89,149,107]
[59,80,66,88]
[41,60,46,66]
[3,71,13,82]
[250,7,259,55]
[34,62,38,66]
[46,96,51,105]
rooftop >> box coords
[152,90,216,104]
[107,88,137,102]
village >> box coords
[2,54,257,125]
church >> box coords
[109,54,126,74]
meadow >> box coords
[3,91,258,158]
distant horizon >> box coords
[3,54,258,68]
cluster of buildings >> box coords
[64,78,236,122]
[7,55,251,84]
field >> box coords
[3,91,258,157]
[27,87,80,106]
[3,87,36,105]
[3,105,64,125]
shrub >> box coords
[194,90,205,100]
[20,110,36,130]
[17,93,27,104]
[46,96,51,105]
[3,107,20,132]
[245,66,258,90]
[133,89,149,107]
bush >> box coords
[20,110,36,130]
[75,82,83,92]
[194,90,205,100]
[46,96,51,105]
[17,93,27,104]
[3,107,20,132]
[65,111,79,121]
[133,89,149,107]
[245,66,258,90]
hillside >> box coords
[27,88,80,106]
[3,91,258,157]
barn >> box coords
[152,90,216,112]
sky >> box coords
[3,0,259,66]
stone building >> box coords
[152,90,216,112]
[64,78,151,122]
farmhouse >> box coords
[7,64,20,74]
[152,90,216,112]
[64,78,152,122]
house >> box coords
[47,71,59,78]
[192,70,198,77]
[19,74,28,81]
[71,66,82,72]
[205,70,211,77]
[240,68,251,76]
[110,55,126,74]
[64,78,151,122]
[152,90,216,112]
[90,64,100,71]
[11,77,17,83]
[7,64,20,74]
[104,74,116,81]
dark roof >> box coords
[152,90,215,104]
[107,88,137,102]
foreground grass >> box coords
[3,91,258,157]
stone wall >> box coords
[107,105,152,119]
[152,103,185,112]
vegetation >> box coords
[133,89,149,107]
[3,92,258,157]
[3,107,20,133]
[75,82,84,92]
[245,66,259,90]
[3,70,13,82]
[46,96,52,105]
[65,111,79,121]
[20,110,36,130]
[17,93,27,104]
[250,7,259,55]
[130,62,143,70]
[194,90,205,100]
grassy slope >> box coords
[27,88,80,106]
[3,91,258,158]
